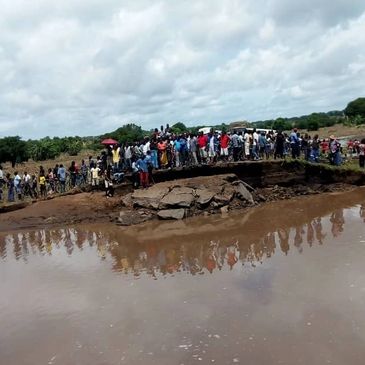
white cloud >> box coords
[0,0,364,138]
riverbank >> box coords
[1,160,365,232]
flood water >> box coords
[1,189,365,365]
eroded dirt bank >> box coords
[0,174,356,232]
[2,160,365,232]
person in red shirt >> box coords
[320,139,329,155]
[347,139,354,158]
[220,131,230,161]
[197,132,208,163]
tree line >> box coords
[1,97,365,167]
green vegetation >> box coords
[1,98,365,166]
[255,111,343,131]
[344,97,365,125]
[0,136,28,167]
[101,123,146,144]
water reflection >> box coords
[1,202,362,277]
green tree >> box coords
[105,123,146,144]
[0,136,28,167]
[344,98,365,119]
[27,138,60,161]
[67,140,82,155]
[272,118,291,131]
[170,122,188,134]
[307,114,319,131]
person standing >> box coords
[258,132,267,159]
[310,134,320,162]
[124,143,132,171]
[358,138,365,168]
[329,135,341,166]
[0,165,4,201]
[69,161,77,187]
[197,132,208,163]
[230,131,240,162]
[243,129,250,159]
[39,172,47,199]
[80,159,88,184]
[302,133,310,161]
[136,155,149,188]
[208,132,216,164]
[90,164,101,188]
[14,171,22,200]
[173,137,181,167]
[252,128,259,160]
[6,173,15,202]
[58,164,67,193]
[189,134,199,165]
[220,131,230,162]
[23,171,31,197]
[290,128,300,159]
[274,131,285,159]
[157,139,168,168]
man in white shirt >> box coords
[142,139,151,155]
[124,144,132,170]
[90,166,100,187]
[252,128,259,160]
[0,165,3,200]
[243,130,250,158]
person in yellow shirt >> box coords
[111,145,120,169]
[39,173,47,198]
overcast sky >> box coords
[0,0,364,139]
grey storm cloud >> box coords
[0,0,365,138]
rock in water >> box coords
[159,187,195,208]
[131,186,170,209]
[235,182,254,204]
[157,209,185,220]
[195,189,215,207]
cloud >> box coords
[0,0,364,138]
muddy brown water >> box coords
[1,189,365,365]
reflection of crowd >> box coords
[0,210,353,275]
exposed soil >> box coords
[0,192,120,232]
[0,176,355,232]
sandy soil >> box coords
[0,191,120,232]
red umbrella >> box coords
[101,138,118,145]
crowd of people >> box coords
[1,125,365,203]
